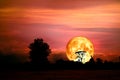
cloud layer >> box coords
[0,0,120,62]
[0,0,117,9]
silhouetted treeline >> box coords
[0,38,120,71]
[1,58,120,71]
[0,52,23,65]
[54,58,120,70]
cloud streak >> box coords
[0,0,117,9]
[0,0,120,62]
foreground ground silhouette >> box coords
[0,70,120,80]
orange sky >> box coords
[0,0,120,62]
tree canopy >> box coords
[29,38,51,64]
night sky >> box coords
[0,0,120,62]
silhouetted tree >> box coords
[119,56,120,62]
[0,53,21,64]
[29,38,51,65]
[88,56,95,64]
[96,58,103,64]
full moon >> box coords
[66,37,94,64]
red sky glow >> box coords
[0,0,120,62]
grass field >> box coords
[0,70,120,80]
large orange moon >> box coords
[66,37,94,64]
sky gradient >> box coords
[0,0,120,62]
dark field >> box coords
[0,70,120,80]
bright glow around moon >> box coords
[66,37,94,64]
